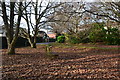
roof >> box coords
[47,33,56,39]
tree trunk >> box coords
[33,35,37,48]
[30,43,36,48]
[28,38,36,48]
[6,35,18,54]
[1,2,23,55]
[7,43,15,55]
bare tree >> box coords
[48,2,89,34]
[0,1,24,54]
[20,1,62,48]
[85,2,120,23]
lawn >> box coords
[1,43,120,80]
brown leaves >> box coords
[1,44,120,79]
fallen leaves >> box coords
[1,44,120,79]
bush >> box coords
[64,30,91,44]
[57,35,65,43]
[104,27,120,45]
[81,38,91,43]
[69,36,80,44]
[89,29,105,42]
[64,33,80,44]
[89,23,120,45]
[89,23,106,43]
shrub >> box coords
[89,23,120,45]
[69,36,80,44]
[64,30,91,44]
[104,27,120,45]
[89,29,105,42]
[64,33,80,44]
[89,23,106,43]
[81,38,91,43]
[57,35,65,43]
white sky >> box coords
[0,0,120,30]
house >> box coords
[39,27,57,41]
[37,30,56,42]
[47,33,56,39]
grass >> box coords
[38,42,120,50]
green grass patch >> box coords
[38,42,119,50]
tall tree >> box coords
[48,2,88,34]
[85,2,120,23]
[1,1,23,54]
[21,1,62,48]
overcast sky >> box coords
[0,0,119,30]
